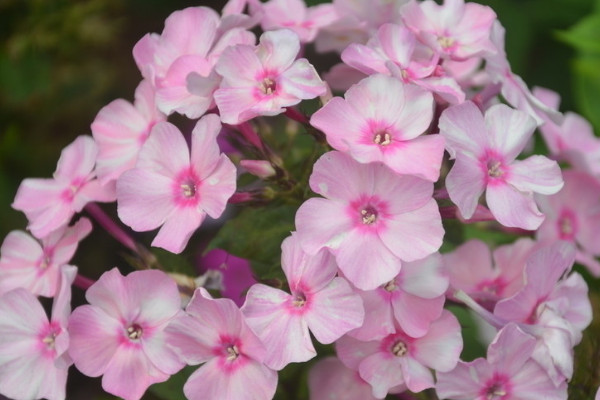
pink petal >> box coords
[279,58,327,100]
[400,253,448,299]
[486,182,545,229]
[411,310,462,372]
[359,352,403,398]
[341,43,388,76]
[165,313,215,365]
[295,198,352,254]
[256,29,300,72]
[392,292,445,338]
[486,323,536,374]
[348,290,395,341]
[309,357,378,400]
[214,86,263,125]
[196,155,237,219]
[485,104,537,161]
[54,135,97,180]
[400,356,435,393]
[308,151,371,201]
[152,206,205,253]
[190,114,222,176]
[378,199,443,262]
[371,167,434,215]
[335,334,380,370]
[215,44,262,87]
[381,134,445,181]
[136,122,190,177]
[305,277,364,343]
[508,156,563,195]
[438,101,488,158]
[161,7,219,58]
[446,156,486,219]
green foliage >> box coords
[149,366,196,400]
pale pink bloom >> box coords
[197,248,257,307]
[259,0,337,43]
[443,238,536,306]
[117,115,237,253]
[241,233,364,370]
[68,268,185,400]
[0,218,91,297]
[295,151,443,290]
[12,135,115,239]
[484,21,561,125]
[348,253,448,340]
[91,80,166,185]
[401,0,496,60]
[308,356,404,400]
[494,242,592,384]
[310,74,444,181]
[214,29,327,124]
[536,170,600,276]
[133,7,255,118]
[337,310,462,396]
[436,323,567,400]
[0,265,76,400]
[342,24,465,104]
[166,288,277,400]
[534,87,600,177]
[439,101,563,229]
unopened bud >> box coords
[240,159,276,179]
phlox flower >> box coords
[0,265,76,400]
[310,74,445,181]
[400,0,497,60]
[348,253,448,340]
[166,288,277,400]
[439,101,563,229]
[117,114,237,254]
[336,310,462,397]
[68,268,185,400]
[12,135,114,239]
[241,233,364,370]
[91,79,166,185]
[295,151,443,291]
[133,6,255,118]
[436,323,568,400]
[341,23,465,104]
[536,170,600,276]
[214,29,327,124]
[0,217,91,297]
[259,0,337,43]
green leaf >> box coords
[148,366,196,400]
[573,56,600,131]
[558,14,600,54]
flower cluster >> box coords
[1,0,600,399]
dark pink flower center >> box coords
[557,209,577,240]
[487,159,504,178]
[127,324,143,340]
[292,292,307,307]
[481,374,511,399]
[174,169,201,206]
[259,77,277,95]
[225,345,240,361]
[373,130,392,146]
[180,180,197,198]
[38,249,53,270]
[383,279,398,292]
[391,340,408,357]
[361,206,378,225]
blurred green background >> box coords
[1,0,600,399]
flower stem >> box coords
[84,203,137,252]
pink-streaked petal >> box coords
[190,114,222,176]
[165,312,215,365]
[343,74,406,123]
[337,230,402,291]
[378,199,443,262]
[486,183,545,229]
[309,357,379,400]
[50,265,77,328]
[51,217,93,265]
[295,198,352,254]
[84,267,131,321]
[411,310,462,372]
[54,135,97,180]
[279,58,327,100]
[486,323,536,374]
[359,352,402,398]
[256,29,300,72]
[308,151,372,200]
[400,253,448,299]
[438,101,488,158]
[400,356,435,393]
[152,206,205,253]
[435,359,489,400]
[485,103,537,161]
[305,277,364,344]
[183,357,277,400]
[196,155,237,219]
[215,44,262,87]
[508,156,563,195]
[102,343,170,400]
[381,134,444,181]
[117,168,175,232]
[390,83,434,141]
[392,293,445,338]
[126,269,182,325]
[136,122,190,177]
[68,305,122,377]
[417,76,466,104]
[161,7,219,58]
[371,167,434,215]
[0,230,43,296]
[444,239,494,293]
[446,156,486,219]
[242,284,314,370]
[141,323,185,375]
[214,86,263,125]
[348,290,395,341]
[341,43,388,76]
[335,334,380,370]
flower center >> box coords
[485,383,507,399]
[39,253,52,269]
[557,211,576,240]
[292,292,306,307]
[181,181,196,198]
[373,131,392,146]
[127,324,143,340]
[487,160,503,178]
[438,36,454,49]
[383,279,397,292]
[226,345,240,361]
[260,78,277,95]
[391,340,407,357]
[42,332,57,349]
[361,206,378,224]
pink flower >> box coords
[401,0,497,60]
[117,114,237,253]
[341,24,465,104]
[295,151,443,290]
[133,7,255,118]
[439,101,563,229]
[166,288,277,400]
[241,233,364,370]
[68,268,185,400]
[259,0,337,43]
[337,310,462,396]
[536,170,600,276]
[12,135,114,239]
[436,323,567,400]
[91,79,166,185]
[0,218,91,297]
[214,29,326,124]
[0,265,76,400]
[310,74,444,181]
[348,253,448,340]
